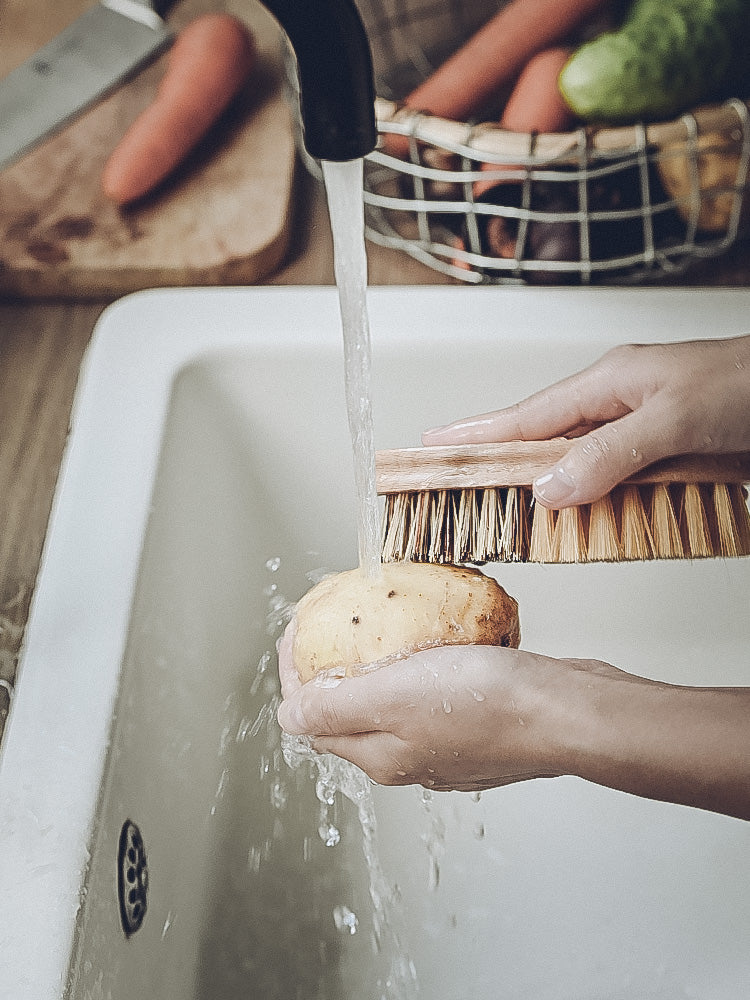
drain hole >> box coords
[117,820,148,937]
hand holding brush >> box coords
[423,334,750,507]
[379,335,750,562]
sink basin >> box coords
[1,286,749,1000]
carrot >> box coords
[404,0,608,123]
[451,46,577,271]
[474,45,575,200]
[102,13,256,205]
[499,46,575,134]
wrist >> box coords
[546,661,750,819]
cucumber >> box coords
[558,0,750,123]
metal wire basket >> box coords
[355,0,750,284]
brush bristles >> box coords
[587,494,623,562]
[381,482,750,564]
[620,484,654,560]
[529,501,555,563]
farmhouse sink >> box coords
[1,286,749,1000]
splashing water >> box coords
[322,158,381,578]
[282,732,417,999]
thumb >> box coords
[277,693,313,736]
[532,402,679,508]
[277,675,382,737]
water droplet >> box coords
[265,557,281,572]
[631,448,641,462]
[469,688,486,702]
[319,822,341,847]
[270,779,288,810]
[333,904,359,934]
[316,777,336,806]
[442,699,452,714]
[428,856,440,890]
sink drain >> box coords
[117,820,148,937]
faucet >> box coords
[262,0,378,162]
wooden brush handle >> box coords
[375,441,750,493]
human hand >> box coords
[278,624,750,819]
[422,335,750,508]
[278,625,597,791]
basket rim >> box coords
[374,96,750,160]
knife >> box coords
[0,0,175,171]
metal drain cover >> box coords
[117,820,148,936]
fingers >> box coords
[422,354,634,447]
[277,668,395,738]
[532,394,688,507]
[277,620,302,700]
[313,731,418,786]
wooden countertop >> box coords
[0,29,749,747]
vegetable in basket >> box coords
[559,0,750,123]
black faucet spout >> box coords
[262,0,377,162]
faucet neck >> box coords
[264,0,377,162]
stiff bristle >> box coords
[651,484,684,559]
[382,493,408,562]
[729,484,750,554]
[428,490,451,563]
[681,483,713,558]
[476,488,503,563]
[712,482,750,558]
[501,487,529,561]
[403,491,430,561]
[380,479,750,564]
[620,485,654,560]
[529,502,556,563]
[587,494,622,561]
[552,506,587,563]
[453,489,476,563]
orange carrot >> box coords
[499,46,575,134]
[474,45,574,200]
[404,0,608,123]
[102,13,256,205]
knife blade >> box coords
[0,0,175,171]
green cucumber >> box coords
[559,0,750,123]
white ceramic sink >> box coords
[1,286,749,1000]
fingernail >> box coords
[422,417,493,445]
[533,466,576,507]
[421,423,454,442]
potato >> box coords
[292,562,520,683]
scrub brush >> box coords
[376,440,750,564]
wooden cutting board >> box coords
[0,0,298,299]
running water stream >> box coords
[280,158,417,999]
[321,157,382,578]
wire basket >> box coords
[355,0,750,284]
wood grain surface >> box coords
[0,0,297,298]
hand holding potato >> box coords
[278,639,750,818]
